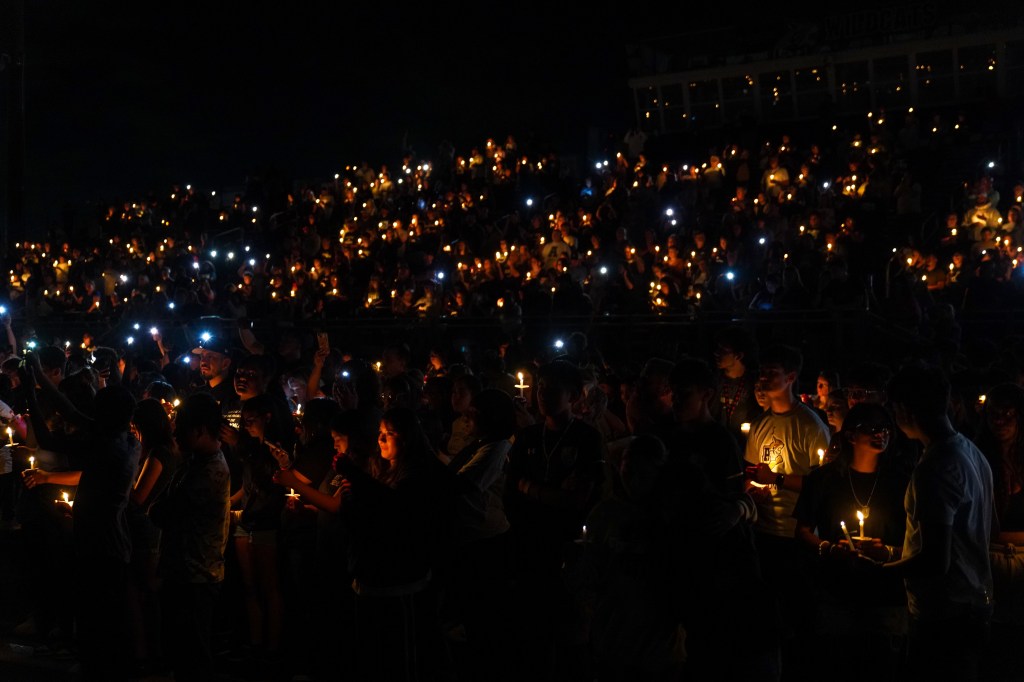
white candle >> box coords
[817,449,825,467]
[857,510,865,540]
[740,422,751,434]
[515,372,529,398]
[841,520,856,548]
[6,428,12,446]
[28,456,34,469]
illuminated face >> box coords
[242,411,269,439]
[757,364,792,397]
[825,398,848,430]
[377,423,400,461]
[234,367,264,400]
[816,377,831,402]
[713,345,741,371]
[331,431,349,456]
[198,351,229,381]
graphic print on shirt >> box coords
[761,434,785,471]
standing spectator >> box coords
[126,398,180,675]
[506,359,608,681]
[710,325,762,438]
[332,406,459,682]
[743,344,830,679]
[882,362,994,682]
[966,382,1024,681]
[21,352,139,682]
[151,393,231,682]
[793,402,910,680]
[446,388,517,681]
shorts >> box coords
[233,527,279,547]
[991,543,1024,626]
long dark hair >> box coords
[132,397,178,456]
[378,406,438,488]
[975,383,1024,518]
[299,397,341,446]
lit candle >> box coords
[515,372,529,398]
[857,510,866,540]
[6,428,12,446]
[817,448,825,467]
[740,422,751,434]
[582,524,588,542]
[28,456,34,469]
[841,520,856,549]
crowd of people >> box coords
[5,105,1024,339]
[0,104,1021,682]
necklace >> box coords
[849,468,879,519]
[541,418,574,480]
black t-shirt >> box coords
[294,438,334,498]
[667,420,745,495]
[506,418,607,553]
[793,460,909,606]
[71,431,140,564]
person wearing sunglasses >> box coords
[793,402,911,678]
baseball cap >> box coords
[192,334,234,357]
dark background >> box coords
[6,1,1015,235]
[13,2,653,224]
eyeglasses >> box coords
[848,424,891,437]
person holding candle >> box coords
[742,343,830,679]
[125,398,180,675]
[879,362,993,682]
[273,399,354,681]
[330,406,459,681]
[506,359,608,680]
[570,434,686,682]
[19,350,139,681]
[710,325,762,439]
[228,393,290,662]
[793,402,910,679]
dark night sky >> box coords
[21,2,995,228]
[21,1,658,225]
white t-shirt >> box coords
[744,402,830,538]
[903,432,994,620]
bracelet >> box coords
[818,540,831,557]
[775,473,786,488]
